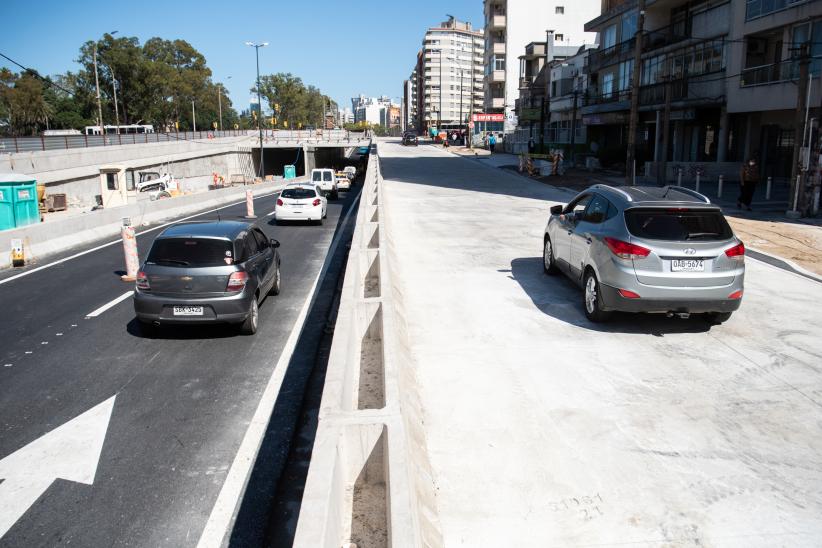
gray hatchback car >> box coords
[543,185,745,323]
[133,220,281,334]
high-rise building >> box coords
[420,16,485,130]
[483,0,599,131]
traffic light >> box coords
[274,103,280,113]
[252,110,257,120]
[283,120,288,128]
[298,122,302,129]
[212,121,218,130]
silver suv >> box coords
[543,185,745,324]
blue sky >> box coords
[1,0,483,112]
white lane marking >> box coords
[3,364,11,368]
[40,342,48,345]
[267,209,277,216]
[0,191,282,287]
[197,191,362,548]
[56,333,63,336]
[86,291,134,318]
[24,351,32,355]
[0,395,116,539]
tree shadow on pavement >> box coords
[508,257,712,335]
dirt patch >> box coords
[726,216,822,276]
[349,433,388,548]
[358,333,384,410]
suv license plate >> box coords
[671,259,704,272]
[173,306,203,316]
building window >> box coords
[621,11,637,41]
[602,73,614,97]
[556,6,564,14]
[555,34,564,41]
[618,60,633,90]
[602,25,616,49]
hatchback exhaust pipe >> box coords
[666,312,690,319]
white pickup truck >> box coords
[310,168,338,200]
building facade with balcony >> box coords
[582,0,732,177]
[726,0,822,180]
[483,0,599,132]
[419,17,485,131]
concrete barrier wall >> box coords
[293,147,442,548]
[0,179,295,269]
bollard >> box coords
[245,189,256,218]
[10,238,24,267]
[677,168,683,187]
[120,218,139,282]
[766,176,772,200]
[695,173,701,193]
[717,175,724,198]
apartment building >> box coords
[403,77,416,131]
[483,0,599,132]
[582,0,732,177]
[420,16,485,130]
[726,0,822,180]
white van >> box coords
[310,168,338,200]
[343,166,357,180]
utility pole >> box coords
[625,0,646,185]
[112,77,120,133]
[246,42,269,178]
[438,49,443,132]
[217,85,223,131]
[657,72,673,185]
[570,87,579,166]
[459,68,465,132]
[545,29,555,153]
[93,43,104,135]
[191,99,196,132]
[789,43,810,215]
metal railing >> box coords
[740,59,799,87]
[643,22,689,52]
[586,39,634,73]
[0,129,367,154]
[746,0,809,20]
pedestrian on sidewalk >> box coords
[738,157,759,211]
[489,133,497,153]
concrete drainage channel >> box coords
[293,147,443,547]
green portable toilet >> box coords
[283,165,296,180]
[0,174,39,230]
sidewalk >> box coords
[379,140,822,546]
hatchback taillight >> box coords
[227,271,248,292]
[725,241,745,261]
[276,198,283,206]
[136,271,150,291]
[604,237,651,260]
[312,198,321,207]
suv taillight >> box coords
[276,198,283,206]
[725,241,745,261]
[313,198,321,206]
[226,271,248,292]
[604,237,650,260]
[136,271,150,291]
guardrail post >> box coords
[14,136,19,153]
[695,172,700,193]
[717,175,724,198]
[40,134,45,151]
[766,176,772,200]
[676,167,682,187]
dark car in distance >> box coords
[133,220,281,335]
[402,133,418,146]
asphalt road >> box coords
[0,184,361,547]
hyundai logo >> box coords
[683,248,696,255]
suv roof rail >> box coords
[662,185,711,204]
[594,184,633,202]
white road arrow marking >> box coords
[0,395,116,539]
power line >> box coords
[0,51,76,96]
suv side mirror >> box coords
[550,205,563,215]
[270,239,280,248]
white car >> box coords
[310,168,338,200]
[335,172,351,191]
[343,166,356,180]
[274,184,327,225]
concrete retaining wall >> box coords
[293,147,442,547]
[0,179,295,269]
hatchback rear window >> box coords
[281,188,316,199]
[147,238,232,267]
[625,208,733,241]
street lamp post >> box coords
[218,76,231,132]
[246,42,269,178]
[92,30,118,135]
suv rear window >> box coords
[281,188,316,199]
[625,208,733,241]
[147,238,232,267]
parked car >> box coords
[335,171,351,191]
[310,168,338,200]
[133,221,281,335]
[343,166,357,180]
[542,185,745,324]
[275,183,327,224]
[357,146,370,156]
[402,133,418,146]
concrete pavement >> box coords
[380,138,822,546]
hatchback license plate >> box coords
[173,305,203,316]
[671,259,704,272]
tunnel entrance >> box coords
[251,147,304,178]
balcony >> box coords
[740,59,799,87]
[488,70,505,83]
[586,39,634,74]
[489,15,506,30]
[642,22,688,52]
[746,0,811,20]
[493,42,506,55]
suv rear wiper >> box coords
[687,232,721,240]
[152,259,190,266]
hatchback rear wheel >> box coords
[240,298,259,335]
[583,270,611,323]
